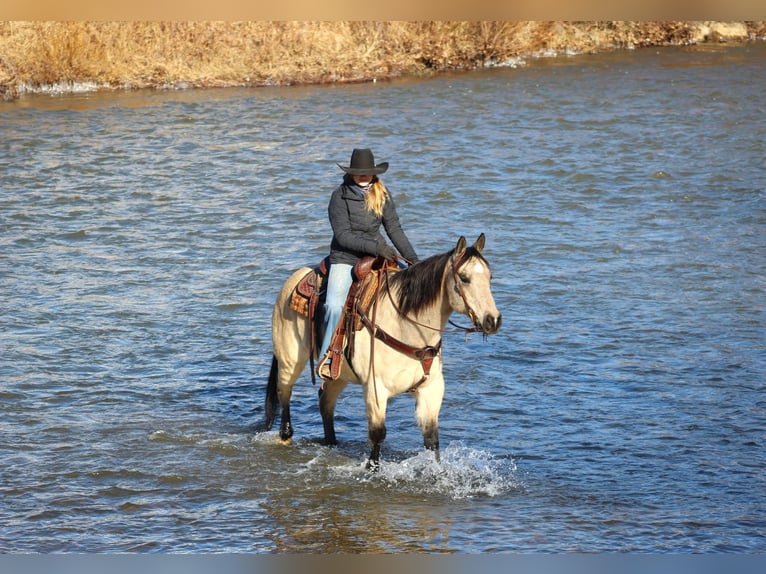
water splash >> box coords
[345,442,522,499]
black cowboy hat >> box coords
[337,148,389,176]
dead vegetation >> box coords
[1,21,764,100]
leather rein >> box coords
[356,249,483,396]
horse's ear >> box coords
[455,236,467,257]
[473,233,486,253]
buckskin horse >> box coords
[264,234,501,469]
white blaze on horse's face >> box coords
[448,237,502,335]
[468,260,488,276]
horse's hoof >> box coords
[279,422,294,443]
[365,459,380,472]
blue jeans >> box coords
[319,262,353,360]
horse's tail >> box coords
[264,355,279,430]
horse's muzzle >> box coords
[481,313,502,334]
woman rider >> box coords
[317,148,419,379]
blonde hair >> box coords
[365,179,389,217]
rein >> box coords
[359,250,485,402]
[384,251,484,337]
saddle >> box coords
[290,255,400,384]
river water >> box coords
[1,43,764,553]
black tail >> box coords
[264,355,279,430]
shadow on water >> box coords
[247,435,523,553]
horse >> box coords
[264,234,501,469]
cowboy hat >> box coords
[337,148,389,175]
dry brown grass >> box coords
[1,21,764,100]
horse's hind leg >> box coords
[279,403,293,441]
[264,354,297,442]
[266,340,308,443]
[268,267,312,443]
[318,380,347,446]
[264,356,281,430]
[276,353,311,443]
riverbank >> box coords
[1,21,764,100]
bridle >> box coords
[380,249,485,337]
[357,249,487,403]
[448,248,485,335]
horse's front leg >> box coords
[415,376,445,462]
[422,421,440,462]
[364,381,389,471]
[367,423,387,471]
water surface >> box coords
[1,44,764,552]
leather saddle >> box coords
[289,255,400,384]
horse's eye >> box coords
[459,273,470,284]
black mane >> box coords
[389,246,486,318]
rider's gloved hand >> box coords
[376,244,397,261]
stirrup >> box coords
[316,352,333,381]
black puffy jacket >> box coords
[327,179,418,266]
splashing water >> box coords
[338,442,522,500]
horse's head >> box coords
[448,234,502,335]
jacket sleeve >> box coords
[328,187,379,256]
[381,196,418,263]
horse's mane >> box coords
[388,246,486,318]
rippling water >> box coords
[1,44,764,552]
